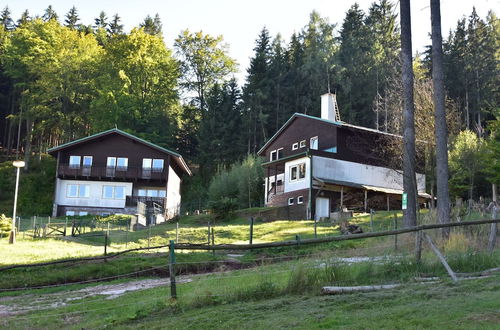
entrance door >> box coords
[315,197,330,220]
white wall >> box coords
[166,166,181,218]
[284,157,311,193]
[312,156,426,192]
[55,179,132,208]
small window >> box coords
[270,150,277,161]
[299,140,306,148]
[152,159,164,171]
[310,136,318,150]
[79,185,90,198]
[69,156,81,168]
[117,157,128,169]
[107,157,117,168]
[82,156,93,167]
[103,186,114,199]
[290,163,306,182]
[66,211,75,216]
[143,158,152,169]
[147,189,159,197]
[138,189,147,197]
[79,211,88,216]
[298,163,306,179]
[297,196,304,204]
[292,143,299,150]
[158,190,166,198]
[67,184,78,197]
[277,148,284,159]
[288,198,294,205]
[291,166,298,181]
[114,186,125,199]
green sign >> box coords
[402,193,408,210]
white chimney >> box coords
[321,93,341,122]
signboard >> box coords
[402,193,408,210]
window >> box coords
[288,198,294,205]
[79,211,88,216]
[67,184,78,197]
[114,186,125,199]
[138,189,147,197]
[67,184,89,198]
[116,157,128,170]
[107,157,116,168]
[310,136,318,150]
[270,150,277,161]
[158,190,166,198]
[147,189,158,197]
[277,148,284,159]
[82,156,93,167]
[292,143,299,150]
[79,185,90,198]
[69,156,81,168]
[66,211,75,216]
[152,159,164,171]
[103,186,114,199]
[297,196,304,204]
[143,158,152,169]
[299,140,306,148]
[290,163,306,182]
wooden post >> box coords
[424,233,458,282]
[386,195,390,211]
[42,224,47,238]
[393,213,398,251]
[64,217,68,236]
[488,207,498,253]
[249,217,254,245]
[314,218,318,239]
[148,224,151,248]
[176,222,179,242]
[207,222,211,245]
[340,187,344,210]
[296,234,301,245]
[364,190,368,213]
[48,216,51,225]
[415,230,423,263]
[33,216,36,231]
[370,210,374,232]
[125,227,128,249]
[211,227,215,256]
[169,240,177,299]
[104,232,108,256]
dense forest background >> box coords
[0,1,498,215]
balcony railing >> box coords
[125,195,166,208]
[58,165,167,181]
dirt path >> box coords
[0,276,192,317]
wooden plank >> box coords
[424,233,458,282]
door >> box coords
[315,197,330,220]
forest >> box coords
[0,1,498,215]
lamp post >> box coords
[9,160,25,244]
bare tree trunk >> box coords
[400,0,417,227]
[431,0,451,232]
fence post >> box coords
[148,224,151,248]
[48,216,51,225]
[211,227,215,256]
[33,216,36,232]
[393,213,398,251]
[207,222,211,245]
[169,240,177,299]
[424,233,458,282]
[249,217,254,245]
[64,217,68,236]
[488,207,498,253]
[104,232,108,256]
[370,209,374,232]
[295,234,301,245]
[314,218,317,239]
[415,230,423,263]
[42,224,47,238]
[176,222,179,242]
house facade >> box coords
[258,93,429,220]
[48,129,191,223]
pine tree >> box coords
[108,14,124,35]
[16,10,31,27]
[94,11,108,30]
[65,6,80,29]
[140,14,162,36]
[0,6,14,31]
[42,5,58,22]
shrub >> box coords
[97,214,133,226]
[0,214,12,235]
[208,197,239,221]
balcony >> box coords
[125,195,166,208]
[58,165,167,182]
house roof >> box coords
[47,128,192,176]
[257,113,401,156]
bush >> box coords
[208,197,239,221]
[0,214,12,235]
[97,214,133,226]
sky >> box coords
[3,0,498,83]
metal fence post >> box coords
[169,240,177,299]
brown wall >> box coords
[262,116,337,162]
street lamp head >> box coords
[13,160,25,168]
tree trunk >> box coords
[400,0,417,227]
[431,0,451,232]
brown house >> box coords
[257,93,429,220]
[48,129,191,224]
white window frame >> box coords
[78,185,90,198]
[114,186,125,199]
[299,140,306,148]
[292,143,299,150]
[107,157,117,168]
[82,156,93,167]
[288,198,294,205]
[297,196,304,204]
[67,184,78,198]
[289,163,306,182]
[69,155,81,168]
[102,185,114,199]
[116,157,128,169]
[310,136,318,150]
[270,150,277,161]
[152,159,164,171]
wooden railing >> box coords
[58,165,167,181]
